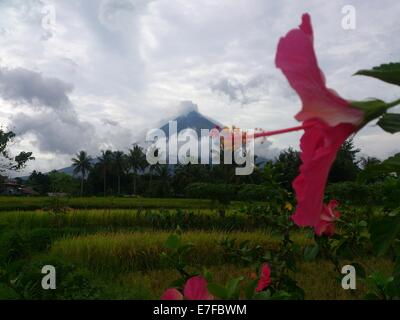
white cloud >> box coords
[0,0,399,175]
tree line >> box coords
[23,140,399,201]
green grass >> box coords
[49,231,311,273]
[105,258,393,300]
[0,198,394,300]
[0,196,244,211]
[0,208,273,231]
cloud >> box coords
[98,0,155,31]
[211,78,246,104]
[175,100,198,115]
[211,74,283,105]
[11,111,96,155]
[102,118,119,126]
[0,66,73,110]
[0,65,97,155]
[0,0,399,175]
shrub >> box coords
[0,232,29,263]
[185,183,236,204]
[6,256,100,300]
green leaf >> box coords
[207,282,228,300]
[355,62,400,86]
[270,290,292,300]
[170,278,186,288]
[303,244,319,261]
[244,279,258,300]
[369,213,400,256]
[164,234,181,250]
[202,269,214,283]
[253,290,272,300]
[351,99,400,125]
[226,277,244,299]
[377,113,400,134]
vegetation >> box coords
[0,129,33,172]
[0,135,399,300]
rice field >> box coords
[0,197,393,300]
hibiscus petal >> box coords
[275,13,363,127]
[292,120,355,227]
[315,200,341,236]
[183,276,213,300]
[161,288,184,300]
[256,263,271,292]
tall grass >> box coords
[0,196,244,211]
[50,231,311,273]
[0,209,274,231]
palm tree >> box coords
[112,151,127,196]
[71,151,92,196]
[127,145,147,195]
[155,164,171,197]
[98,150,113,197]
[147,145,161,188]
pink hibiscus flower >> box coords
[275,14,365,228]
[253,14,365,229]
[314,200,341,237]
[275,14,364,128]
[290,119,355,227]
[256,263,271,292]
[161,276,214,300]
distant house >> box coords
[47,192,68,197]
[0,179,39,196]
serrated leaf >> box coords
[377,113,400,133]
[355,62,400,86]
[369,213,400,256]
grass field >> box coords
[0,196,393,300]
[0,196,231,211]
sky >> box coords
[0,0,399,175]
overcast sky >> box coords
[0,0,399,174]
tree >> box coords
[0,129,34,172]
[127,145,147,195]
[152,164,172,197]
[273,148,301,191]
[147,145,161,189]
[329,139,361,183]
[98,150,113,196]
[71,151,93,196]
[359,156,381,170]
[112,151,127,196]
[27,171,51,194]
[48,171,79,194]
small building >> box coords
[0,180,39,196]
